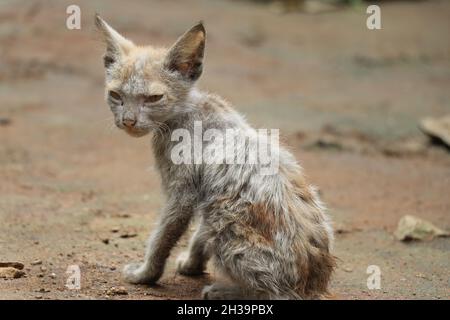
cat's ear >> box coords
[95,14,134,68]
[165,22,206,81]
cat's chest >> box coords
[152,138,199,190]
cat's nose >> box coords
[122,112,136,128]
[122,118,136,128]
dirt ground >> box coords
[0,0,449,300]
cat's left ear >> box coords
[95,14,134,68]
[165,22,206,81]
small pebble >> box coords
[106,286,128,295]
[37,288,50,293]
[0,118,11,126]
[342,265,354,273]
[120,232,137,239]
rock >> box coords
[111,227,120,233]
[117,213,130,218]
[31,260,42,265]
[49,273,56,279]
[0,262,24,270]
[304,135,345,152]
[420,115,450,148]
[334,222,361,235]
[120,232,137,239]
[0,118,12,126]
[394,215,449,241]
[415,273,431,280]
[0,267,26,279]
[334,223,352,235]
[381,138,428,157]
[302,129,374,154]
[341,265,354,273]
[106,286,128,295]
[101,238,110,244]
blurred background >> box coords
[0,0,449,299]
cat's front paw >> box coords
[176,252,205,276]
[123,262,159,284]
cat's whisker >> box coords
[153,121,171,136]
[154,125,164,140]
[155,122,171,139]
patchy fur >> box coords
[96,15,335,299]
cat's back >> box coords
[190,90,248,131]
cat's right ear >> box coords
[95,14,134,68]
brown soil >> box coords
[0,0,449,300]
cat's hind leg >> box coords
[210,233,301,300]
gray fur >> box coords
[96,16,335,299]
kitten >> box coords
[95,15,335,299]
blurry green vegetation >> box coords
[341,0,363,6]
[236,0,367,12]
[240,0,368,7]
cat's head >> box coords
[95,15,205,137]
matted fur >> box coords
[95,15,335,299]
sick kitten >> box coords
[95,15,335,299]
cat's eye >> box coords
[145,94,163,104]
[108,91,122,102]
